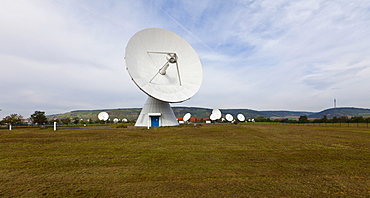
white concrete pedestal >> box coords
[135,96,178,127]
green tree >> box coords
[73,117,80,124]
[322,115,328,123]
[298,115,308,123]
[1,114,23,125]
[340,116,349,123]
[351,116,364,123]
[255,116,268,122]
[30,111,47,126]
[61,118,71,125]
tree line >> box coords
[2,111,370,126]
[1,111,133,126]
[253,115,370,123]
[1,111,48,126]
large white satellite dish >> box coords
[225,114,234,122]
[98,112,109,121]
[125,28,202,127]
[183,113,191,122]
[237,114,245,122]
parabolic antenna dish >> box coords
[125,28,203,103]
[210,113,218,121]
[183,113,191,122]
[98,112,109,121]
[237,114,245,122]
[113,118,119,123]
[212,109,222,120]
[225,114,234,122]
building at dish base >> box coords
[135,97,178,127]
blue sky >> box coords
[1,0,370,118]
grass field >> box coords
[1,123,369,197]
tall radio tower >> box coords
[334,98,337,108]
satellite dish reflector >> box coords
[212,109,222,120]
[122,118,128,122]
[125,28,202,103]
[225,114,233,122]
[125,28,202,127]
[98,112,109,121]
[183,113,191,122]
[113,118,119,123]
[237,114,245,122]
[210,113,218,121]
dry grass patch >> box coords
[0,124,369,197]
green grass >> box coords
[0,124,369,197]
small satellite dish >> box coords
[125,28,202,127]
[98,112,109,121]
[210,113,218,121]
[225,114,233,122]
[183,113,191,122]
[237,114,245,122]
[212,109,222,120]
[113,118,119,123]
[122,118,128,122]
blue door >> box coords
[151,116,160,127]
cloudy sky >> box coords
[1,0,370,118]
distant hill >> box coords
[48,107,369,121]
[48,108,142,121]
[308,107,370,119]
[211,108,267,118]
[261,111,312,117]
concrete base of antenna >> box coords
[135,96,179,127]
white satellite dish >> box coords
[237,114,245,122]
[210,113,218,121]
[125,28,202,127]
[183,113,191,122]
[225,114,233,122]
[122,118,128,122]
[98,112,109,121]
[113,118,119,123]
[212,109,222,120]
